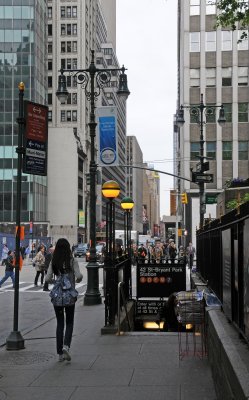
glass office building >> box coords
[0,1,47,224]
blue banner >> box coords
[97,107,118,166]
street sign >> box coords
[22,101,48,176]
[206,194,218,204]
[192,172,213,183]
[196,161,209,173]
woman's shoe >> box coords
[58,354,64,362]
[62,346,71,361]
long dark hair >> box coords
[52,238,72,275]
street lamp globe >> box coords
[102,180,120,199]
[121,197,134,211]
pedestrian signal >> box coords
[181,193,188,204]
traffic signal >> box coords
[181,192,188,204]
[86,173,91,186]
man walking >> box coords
[186,242,196,269]
[0,250,15,288]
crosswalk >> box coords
[0,281,87,294]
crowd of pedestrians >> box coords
[134,239,196,267]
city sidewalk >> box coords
[0,299,217,400]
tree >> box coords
[217,0,249,37]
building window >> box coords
[48,24,52,36]
[67,76,72,87]
[238,103,248,122]
[67,24,72,35]
[206,141,216,160]
[190,0,200,15]
[61,111,66,122]
[48,43,52,53]
[72,24,77,35]
[222,67,232,86]
[206,67,216,87]
[48,111,52,122]
[47,93,52,105]
[190,68,200,87]
[73,76,77,87]
[239,141,248,160]
[190,142,200,160]
[48,7,52,18]
[61,24,66,36]
[190,32,200,52]
[238,30,248,50]
[67,59,72,69]
[67,93,72,105]
[67,111,71,121]
[222,141,232,160]
[206,31,216,51]
[48,60,52,70]
[238,67,248,86]
[61,42,66,53]
[67,42,72,52]
[222,30,232,51]
[206,106,216,123]
[60,6,65,18]
[72,110,77,121]
[48,76,52,88]
[67,6,71,18]
[72,93,77,104]
[223,103,232,122]
[72,58,77,69]
[72,6,77,18]
[61,59,66,69]
[78,195,83,210]
[72,41,77,52]
[206,0,216,15]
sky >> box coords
[116,0,178,218]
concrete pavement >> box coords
[0,296,217,400]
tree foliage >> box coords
[217,0,249,35]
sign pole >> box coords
[6,83,25,350]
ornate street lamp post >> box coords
[56,50,129,305]
[102,180,120,326]
[121,197,134,297]
[176,94,226,229]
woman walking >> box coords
[45,238,83,362]
[33,245,45,286]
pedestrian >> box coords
[0,250,15,288]
[24,245,30,259]
[45,238,83,362]
[137,244,147,264]
[33,245,45,286]
[168,240,177,260]
[186,242,196,269]
[1,243,9,266]
[43,244,54,291]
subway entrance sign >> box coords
[205,194,218,204]
[137,262,186,298]
[22,101,48,176]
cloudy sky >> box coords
[116,0,178,217]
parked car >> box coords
[86,244,105,263]
[74,243,89,258]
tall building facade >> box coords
[177,0,249,243]
[47,0,127,244]
[142,165,160,237]
[126,135,143,233]
[0,1,47,225]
